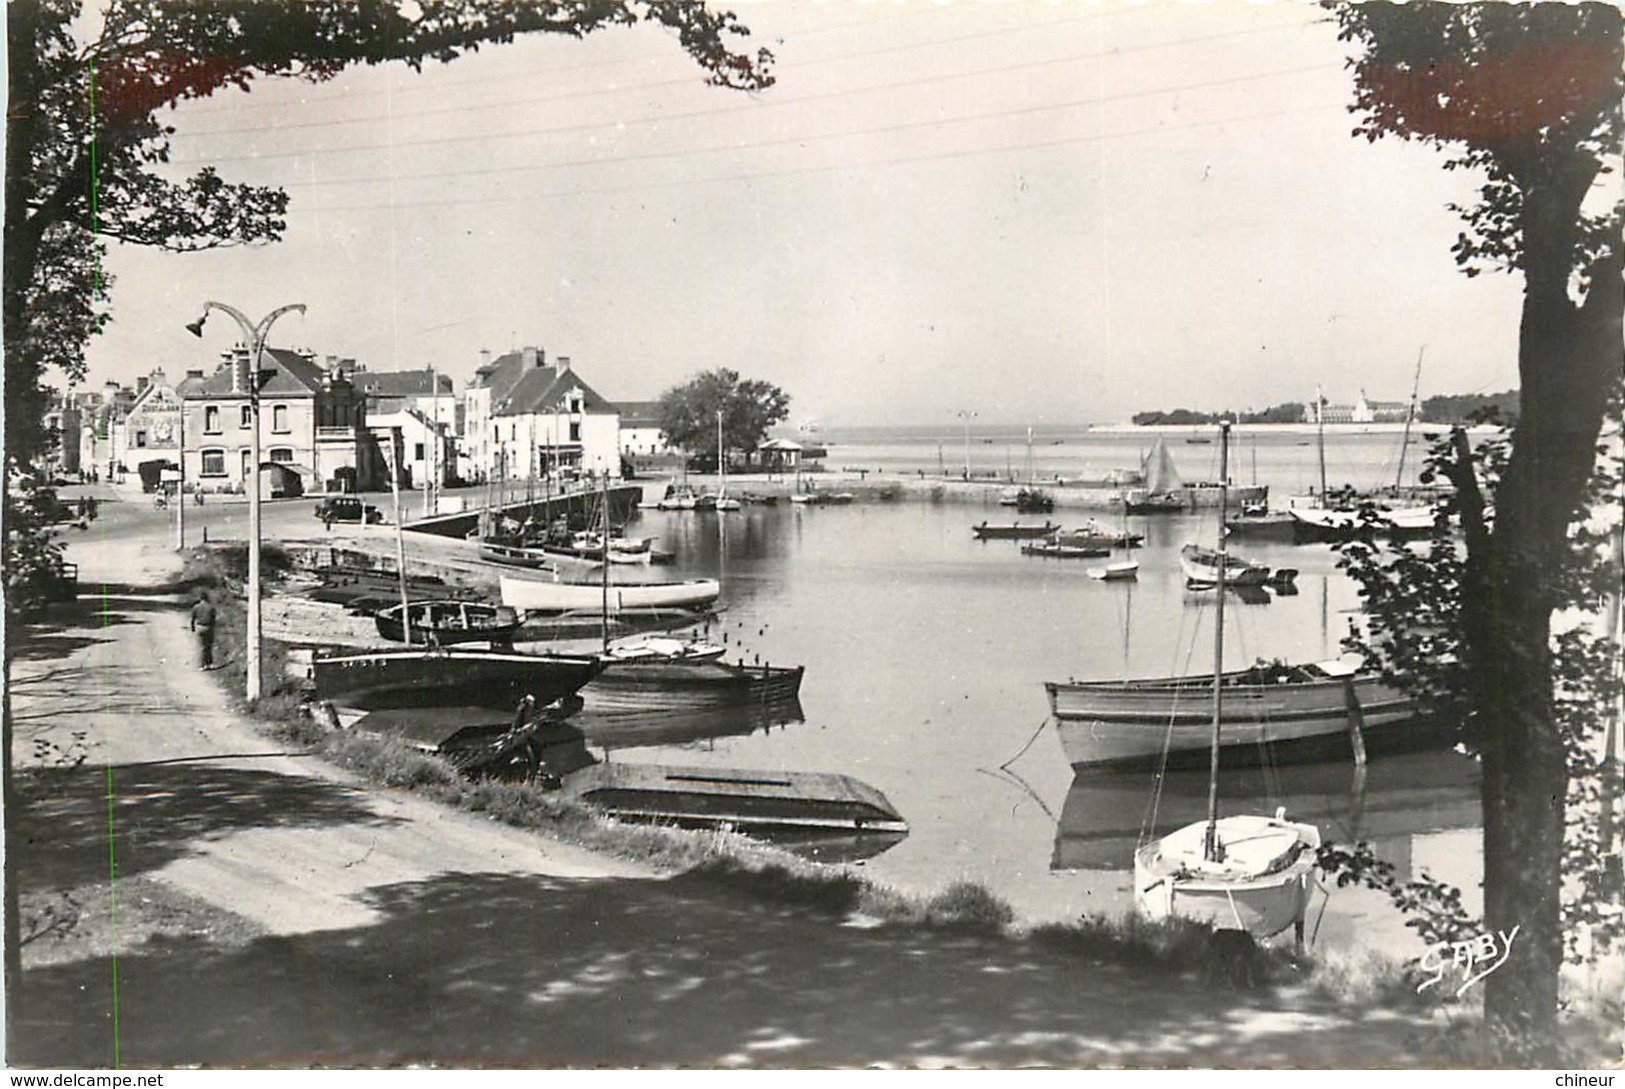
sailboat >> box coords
[1287,363,1442,542]
[1132,421,1321,946]
[715,410,742,511]
[1121,438,1185,513]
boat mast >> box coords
[384,440,411,644]
[1395,346,1424,491]
[717,409,725,499]
[1315,384,1328,500]
[600,470,611,652]
[1204,419,1231,863]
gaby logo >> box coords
[1417,925,1520,998]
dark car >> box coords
[314,496,383,524]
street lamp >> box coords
[956,410,978,480]
[187,301,307,703]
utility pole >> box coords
[186,301,307,702]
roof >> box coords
[187,348,328,399]
[353,370,453,398]
[492,365,615,418]
[760,438,804,451]
[616,401,664,428]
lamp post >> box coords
[187,301,307,702]
[956,410,978,479]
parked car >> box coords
[314,496,383,524]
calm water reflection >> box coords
[587,463,1481,953]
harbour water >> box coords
[582,427,1484,956]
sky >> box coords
[80,0,1534,428]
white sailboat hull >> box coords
[1133,814,1320,938]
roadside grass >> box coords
[177,544,1468,1005]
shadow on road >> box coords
[11,867,1436,1069]
[13,762,401,895]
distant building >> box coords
[180,347,382,494]
[1305,401,1356,425]
[1353,390,1414,423]
[1305,392,1414,425]
[116,370,184,481]
[616,401,672,457]
[463,347,622,481]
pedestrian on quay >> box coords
[189,590,218,669]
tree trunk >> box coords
[1473,166,1622,1061]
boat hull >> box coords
[312,648,602,711]
[973,521,1060,540]
[1046,668,1419,768]
[1134,815,1320,938]
[1179,544,1270,586]
[499,574,720,613]
[561,762,906,833]
[1288,506,1438,542]
[374,601,520,647]
[583,660,805,711]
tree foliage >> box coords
[656,368,791,460]
[1326,1,1622,1062]
[1334,426,1623,962]
[4,0,775,467]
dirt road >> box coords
[9,490,1447,1068]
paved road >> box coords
[8,488,1444,1067]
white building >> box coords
[616,401,673,458]
[464,347,622,482]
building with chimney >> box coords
[179,348,381,494]
[113,370,185,484]
[463,346,622,482]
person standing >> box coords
[189,590,218,669]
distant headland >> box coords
[1129,390,1519,428]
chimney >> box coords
[150,368,166,386]
[556,356,571,375]
[136,375,150,394]
[522,346,541,369]
[479,349,492,367]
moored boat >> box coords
[1128,421,1320,947]
[1086,559,1140,581]
[973,520,1060,540]
[1022,540,1109,559]
[583,657,805,712]
[479,539,567,569]
[374,600,521,647]
[1179,542,1270,587]
[1287,504,1439,542]
[603,634,727,663]
[1046,657,1417,768]
[1134,813,1320,939]
[500,573,720,613]
[310,646,602,711]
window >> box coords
[414,443,425,461]
[135,431,148,448]
[240,405,252,429]
[569,421,581,442]
[241,449,253,478]
[200,449,226,477]
[272,404,289,432]
[269,447,294,463]
[204,406,220,434]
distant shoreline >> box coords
[1084,421,1497,437]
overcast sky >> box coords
[82,0,1529,427]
